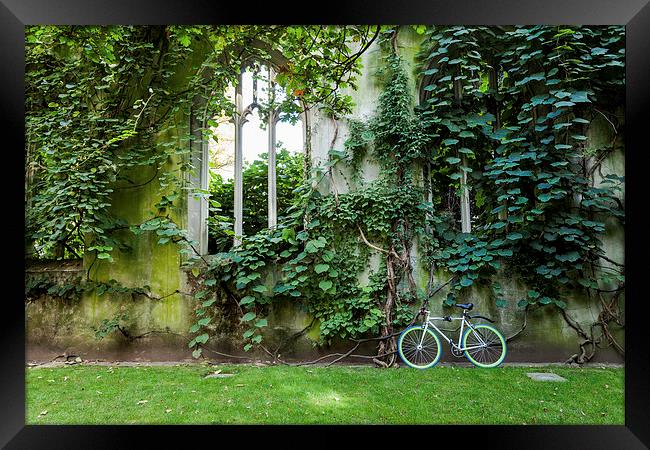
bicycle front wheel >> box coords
[398,325,442,369]
[462,324,507,368]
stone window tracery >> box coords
[188,58,305,254]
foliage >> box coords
[188,43,430,359]
[25,25,381,263]
[26,25,625,364]
[417,25,625,310]
[207,149,304,253]
[92,312,130,340]
[25,275,154,302]
[25,277,86,301]
[188,25,624,361]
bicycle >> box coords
[398,302,507,369]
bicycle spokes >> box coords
[463,324,506,368]
[398,326,442,369]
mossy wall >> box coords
[26,28,624,363]
[307,27,624,363]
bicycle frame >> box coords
[418,310,488,352]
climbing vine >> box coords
[416,25,625,362]
[26,25,625,365]
[188,25,625,364]
[25,24,386,357]
[25,25,381,263]
[189,29,438,363]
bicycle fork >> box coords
[418,318,429,348]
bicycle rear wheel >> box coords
[462,324,507,368]
[398,325,442,369]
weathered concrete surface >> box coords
[526,372,568,382]
[26,27,625,363]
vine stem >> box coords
[356,224,401,260]
[593,108,618,134]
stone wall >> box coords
[25,27,624,363]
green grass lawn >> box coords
[26,364,623,425]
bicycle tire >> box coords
[398,325,442,369]
[462,323,507,368]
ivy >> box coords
[207,149,304,253]
[26,276,156,302]
[26,26,625,364]
[415,26,625,309]
[26,25,381,262]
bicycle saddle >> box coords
[454,302,474,310]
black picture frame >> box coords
[2,1,648,447]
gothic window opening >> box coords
[419,63,506,234]
[204,61,306,254]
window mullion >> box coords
[267,110,278,230]
[233,69,244,246]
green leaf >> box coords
[192,348,202,359]
[240,295,255,306]
[531,94,548,106]
[314,264,330,274]
[319,280,333,291]
[195,333,209,344]
[202,298,217,307]
[273,284,290,294]
[445,157,461,164]
[314,237,327,248]
[414,25,427,35]
[255,318,268,328]
[322,251,335,262]
[241,312,256,322]
[178,34,191,47]
[570,91,590,103]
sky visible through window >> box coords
[209,69,303,181]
